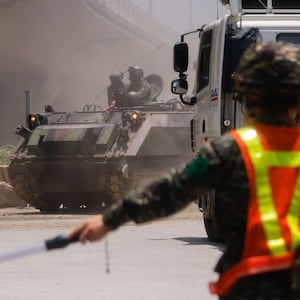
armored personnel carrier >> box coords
[8,75,193,211]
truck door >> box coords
[221,27,260,131]
[191,29,213,151]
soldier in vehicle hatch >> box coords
[123,65,151,106]
[70,42,300,299]
[107,67,151,107]
[107,71,126,106]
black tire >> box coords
[203,217,223,243]
[201,190,224,243]
[38,195,61,212]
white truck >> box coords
[171,0,300,241]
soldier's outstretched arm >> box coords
[69,215,110,244]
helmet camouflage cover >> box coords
[128,65,144,82]
[235,42,300,99]
[109,71,124,82]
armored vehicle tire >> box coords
[38,196,61,212]
[39,204,60,212]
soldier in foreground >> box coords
[70,42,300,299]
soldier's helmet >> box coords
[128,65,144,83]
[235,42,300,106]
[109,71,124,83]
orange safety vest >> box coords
[210,125,300,296]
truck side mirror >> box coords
[173,42,189,73]
[171,79,188,95]
[171,79,195,106]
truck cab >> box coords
[172,0,300,241]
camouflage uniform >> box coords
[107,71,126,106]
[126,79,151,104]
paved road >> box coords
[0,204,222,300]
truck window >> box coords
[222,28,260,92]
[196,30,212,93]
[243,0,299,9]
[277,33,300,46]
[273,0,299,9]
[242,0,267,9]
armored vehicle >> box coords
[9,75,193,211]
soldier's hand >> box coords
[69,215,109,244]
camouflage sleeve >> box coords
[103,133,239,230]
[141,82,151,100]
[134,81,151,102]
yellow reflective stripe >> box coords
[263,152,300,167]
[237,128,300,255]
[287,174,300,251]
[256,155,286,255]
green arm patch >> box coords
[185,156,208,179]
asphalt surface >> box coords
[0,204,222,300]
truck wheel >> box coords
[200,190,224,243]
[203,217,223,243]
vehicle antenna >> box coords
[104,236,110,274]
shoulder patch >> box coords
[186,156,208,179]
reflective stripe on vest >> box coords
[210,127,300,296]
[239,127,300,255]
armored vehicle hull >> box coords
[9,100,193,211]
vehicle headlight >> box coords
[130,111,139,121]
[27,114,48,130]
[27,114,39,130]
